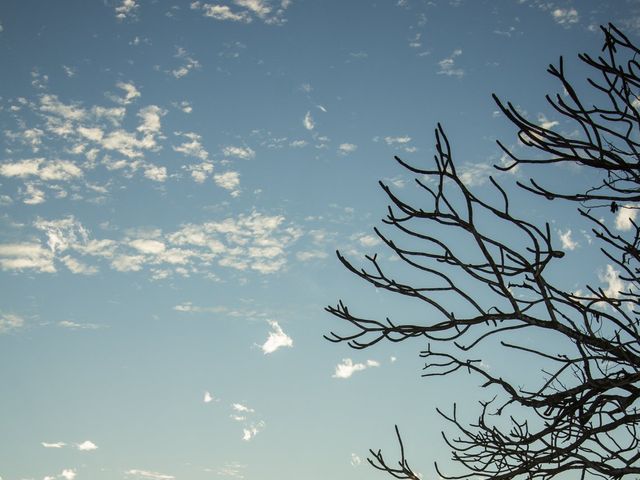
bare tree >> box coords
[326,24,640,480]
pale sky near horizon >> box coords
[0,1,638,479]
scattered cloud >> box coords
[76,440,98,451]
[615,206,637,231]
[232,403,254,413]
[383,136,411,146]
[338,143,357,155]
[115,0,139,20]
[222,145,255,160]
[458,162,494,187]
[214,171,241,196]
[551,7,579,26]
[303,111,315,130]
[600,264,625,299]
[260,320,293,354]
[332,358,380,379]
[558,229,578,251]
[538,114,558,130]
[116,82,141,105]
[125,470,175,480]
[351,453,362,466]
[191,0,292,25]
[218,462,247,478]
[242,420,265,441]
[60,469,77,480]
[437,49,464,78]
[171,47,201,79]
[204,391,216,403]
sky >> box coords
[0,1,639,479]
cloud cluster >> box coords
[0,213,301,279]
[190,0,292,25]
[437,49,464,78]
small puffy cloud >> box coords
[115,0,139,20]
[338,143,357,155]
[538,114,559,130]
[76,440,98,451]
[60,470,77,480]
[174,132,209,160]
[195,3,251,22]
[357,234,380,247]
[129,239,166,255]
[303,111,314,130]
[261,320,293,354]
[615,206,637,231]
[458,162,494,187]
[0,159,83,182]
[192,0,291,24]
[351,453,362,467]
[214,171,241,195]
[42,442,66,448]
[289,140,307,148]
[125,470,175,480]
[333,358,379,379]
[600,264,625,299]
[437,49,464,78]
[552,8,579,26]
[144,165,167,182]
[559,229,578,251]
[58,320,100,330]
[222,145,255,160]
[203,391,216,403]
[116,82,140,105]
[0,313,25,333]
[242,421,265,441]
[232,403,254,413]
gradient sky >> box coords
[1,1,638,479]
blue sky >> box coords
[0,1,638,479]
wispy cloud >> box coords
[559,229,578,251]
[338,143,357,155]
[222,145,255,160]
[437,49,464,77]
[125,470,175,480]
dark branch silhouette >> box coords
[326,24,640,480]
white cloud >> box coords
[538,114,559,130]
[196,3,250,22]
[242,420,265,441]
[232,403,254,413]
[261,320,293,354]
[552,8,579,26]
[303,111,315,130]
[332,358,380,379]
[204,391,216,403]
[125,470,175,480]
[289,140,307,148]
[60,469,77,480]
[222,145,255,160]
[384,136,411,145]
[174,132,209,160]
[214,171,241,195]
[192,0,291,24]
[0,159,83,182]
[144,165,167,182]
[615,206,637,231]
[600,264,625,299]
[116,82,141,105]
[338,143,357,155]
[351,453,362,466]
[42,442,66,448]
[458,162,494,187]
[61,255,98,275]
[76,440,98,451]
[58,320,100,330]
[0,313,25,333]
[296,250,327,261]
[218,462,247,479]
[172,47,201,79]
[0,243,55,272]
[137,106,164,135]
[437,49,464,78]
[559,229,578,251]
[358,234,380,247]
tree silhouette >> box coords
[326,24,640,480]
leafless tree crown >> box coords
[326,24,640,480]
